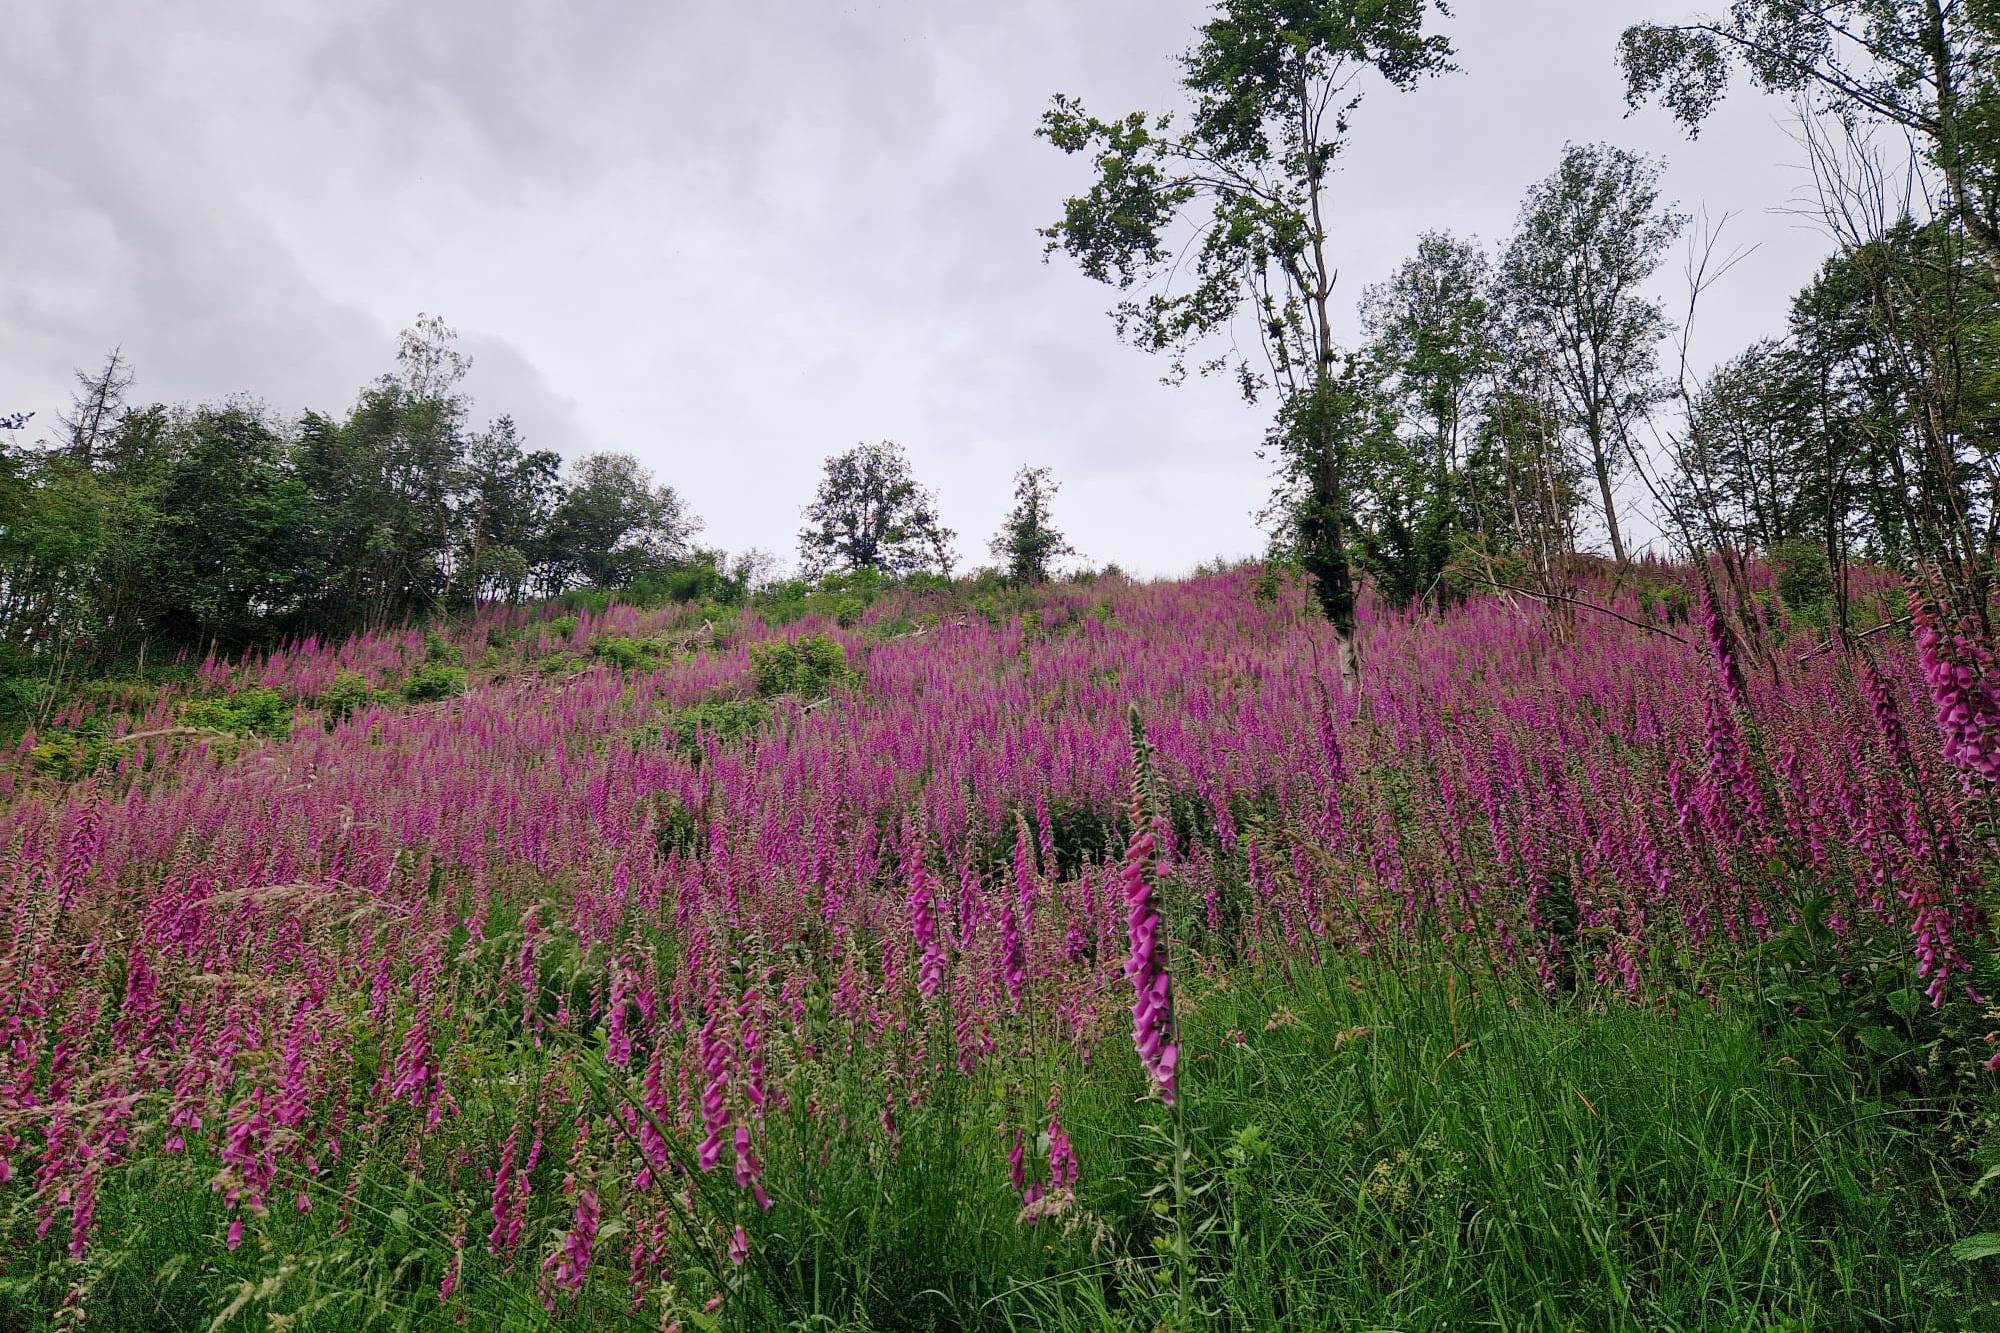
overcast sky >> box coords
[4,1,1834,575]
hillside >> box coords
[2,564,1996,1329]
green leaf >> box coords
[1856,1026,1901,1057]
[1950,1234,2000,1261]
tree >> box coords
[0,447,109,669]
[458,416,560,606]
[798,441,957,578]
[1482,381,1587,622]
[1791,215,2000,620]
[1357,230,1502,605]
[541,452,701,594]
[1672,337,1826,551]
[57,348,132,468]
[990,466,1078,583]
[1037,0,1455,685]
[144,405,319,649]
[294,316,475,631]
[1499,143,1687,566]
[1625,7,2000,626]
[1620,2,2000,281]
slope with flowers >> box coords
[2,563,1997,1330]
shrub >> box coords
[589,634,671,671]
[318,670,383,726]
[179,686,294,738]
[749,633,855,698]
[29,720,113,779]
[422,629,460,665]
[401,664,467,703]
[654,697,773,764]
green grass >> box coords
[6,946,1996,1332]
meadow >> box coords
[1,562,1998,1331]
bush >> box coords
[653,697,773,763]
[753,568,901,628]
[318,670,383,726]
[626,552,751,608]
[549,587,616,616]
[401,664,467,703]
[29,719,113,779]
[422,629,460,665]
[749,633,855,698]
[179,686,294,738]
[589,634,671,671]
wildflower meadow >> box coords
[2,561,1998,1330]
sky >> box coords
[3,1,1836,576]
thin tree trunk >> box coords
[1591,435,1628,566]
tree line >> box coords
[0,313,1083,698]
[0,317,718,670]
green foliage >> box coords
[753,568,898,629]
[649,697,774,764]
[0,320,729,678]
[1621,3,2000,280]
[1771,537,1834,629]
[399,663,467,703]
[989,465,1078,583]
[1353,231,1507,608]
[748,633,856,699]
[588,634,672,671]
[624,548,761,608]
[1038,0,1455,393]
[650,792,708,858]
[1037,0,1454,656]
[1498,142,1686,565]
[798,442,957,578]
[1262,366,1377,634]
[539,451,700,594]
[28,717,115,779]
[178,686,294,738]
[317,670,385,726]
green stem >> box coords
[1169,1004,1193,1330]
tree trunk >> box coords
[1590,433,1627,566]
[1302,430,1361,692]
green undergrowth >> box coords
[749,633,857,699]
[5,943,1995,1332]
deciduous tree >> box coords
[1037,0,1456,685]
[799,442,957,578]
[990,466,1078,583]
[1498,143,1686,567]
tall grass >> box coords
[4,942,1993,1331]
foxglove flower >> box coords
[1122,709,1177,1105]
[1912,594,2000,785]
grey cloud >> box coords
[7,0,1834,575]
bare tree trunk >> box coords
[1590,431,1628,566]
[1298,70,1361,693]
